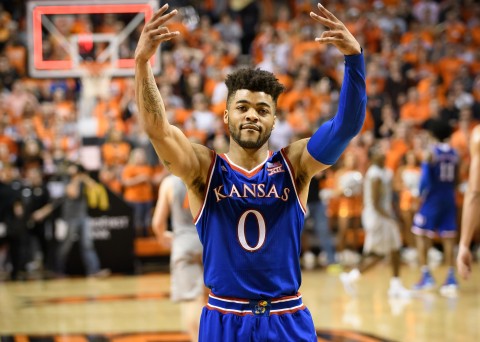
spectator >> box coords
[21,167,53,276]
[101,129,131,167]
[56,162,109,277]
[269,109,294,152]
[121,148,154,237]
[0,164,27,280]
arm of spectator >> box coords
[32,203,54,222]
[65,177,82,199]
[122,173,150,187]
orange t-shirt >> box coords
[436,57,464,89]
[122,165,154,202]
[102,142,131,167]
[0,134,18,155]
[400,101,430,125]
[385,139,409,171]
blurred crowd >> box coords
[0,0,480,280]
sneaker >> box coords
[88,269,111,278]
[302,251,316,270]
[340,268,360,295]
[341,250,361,267]
[413,269,435,290]
[388,281,412,298]
[388,296,411,316]
[439,269,458,298]
[428,247,443,264]
[401,247,418,265]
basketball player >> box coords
[135,3,366,340]
[340,146,410,298]
[412,119,459,295]
[152,174,203,342]
[457,125,480,279]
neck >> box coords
[226,142,270,170]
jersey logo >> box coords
[266,161,284,176]
[251,299,271,316]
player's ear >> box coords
[223,110,229,124]
[272,115,276,130]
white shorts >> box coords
[361,210,402,256]
[170,233,204,302]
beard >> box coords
[229,121,272,149]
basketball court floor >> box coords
[1,263,479,342]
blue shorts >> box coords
[412,201,457,238]
[199,293,317,342]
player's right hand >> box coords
[456,244,473,280]
[310,3,361,56]
[134,4,179,64]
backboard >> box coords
[27,0,159,78]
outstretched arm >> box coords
[135,4,211,186]
[287,3,366,181]
[457,125,480,279]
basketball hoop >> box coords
[27,1,160,78]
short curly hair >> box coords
[423,118,453,142]
[225,68,285,107]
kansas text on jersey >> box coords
[194,150,306,299]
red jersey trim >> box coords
[219,151,273,178]
[193,150,217,224]
[209,293,250,304]
[205,303,306,316]
[280,149,307,214]
[209,292,302,303]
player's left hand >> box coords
[457,245,473,280]
[310,3,361,55]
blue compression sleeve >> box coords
[306,52,367,165]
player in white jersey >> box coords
[341,147,410,298]
[152,175,204,342]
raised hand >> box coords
[310,3,361,56]
[134,4,179,63]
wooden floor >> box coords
[1,263,479,342]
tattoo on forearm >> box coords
[142,79,162,122]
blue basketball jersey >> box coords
[420,143,458,204]
[413,143,459,235]
[194,150,306,299]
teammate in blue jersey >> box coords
[412,119,459,296]
[135,3,366,341]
